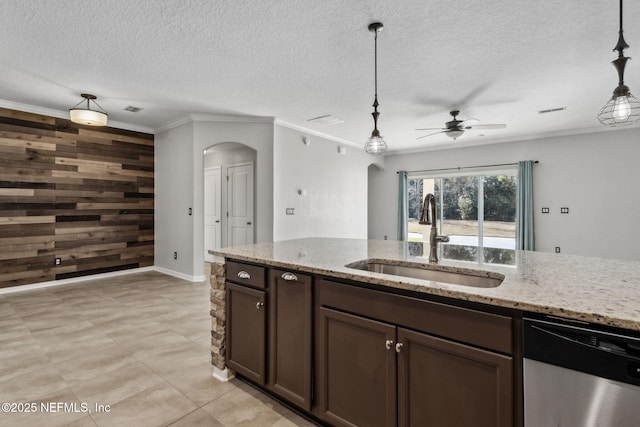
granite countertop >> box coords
[211,238,640,331]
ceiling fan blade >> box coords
[465,123,507,130]
[458,118,479,126]
[415,127,446,131]
[416,131,445,140]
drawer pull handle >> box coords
[385,339,394,350]
[281,272,298,282]
[237,271,251,279]
[256,301,264,310]
[395,342,404,353]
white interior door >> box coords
[204,166,222,261]
[227,162,254,247]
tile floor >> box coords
[0,271,315,427]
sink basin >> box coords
[345,259,504,288]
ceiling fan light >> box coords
[445,130,464,140]
[364,134,388,154]
[597,93,640,126]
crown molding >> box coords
[274,119,361,149]
[154,113,275,133]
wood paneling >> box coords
[0,107,154,289]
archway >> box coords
[203,142,257,261]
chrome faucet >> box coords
[419,193,450,263]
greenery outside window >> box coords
[407,168,517,265]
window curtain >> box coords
[516,161,534,250]
[397,171,408,241]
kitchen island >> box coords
[208,238,640,426]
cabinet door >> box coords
[317,307,396,427]
[268,270,312,410]
[226,283,266,384]
[397,327,513,427]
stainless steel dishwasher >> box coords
[523,315,640,426]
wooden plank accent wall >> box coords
[0,107,154,289]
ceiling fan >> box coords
[416,110,506,140]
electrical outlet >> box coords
[173,252,177,260]
[55,258,61,265]
[555,247,561,253]
[286,208,295,215]
[560,207,569,214]
[541,207,549,214]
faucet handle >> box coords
[437,235,450,243]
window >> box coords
[407,169,517,265]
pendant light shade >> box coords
[69,94,108,126]
[598,0,640,126]
[364,22,388,155]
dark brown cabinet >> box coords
[397,328,513,427]
[268,269,313,410]
[317,307,397,427]
[315,278,517,427]
[224,261,520,426]
[226,282,266,384]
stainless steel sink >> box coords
[345,259,504,288]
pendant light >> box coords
[364,22,388,155]
[69,93,108,126]
[597,0,640,126]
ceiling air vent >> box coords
[307,115,345,126]
[124,106,143,113]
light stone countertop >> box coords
[211,238,640,331]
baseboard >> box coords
[212,366,235,382]
[0,266,155,295]
[152,266,206,282]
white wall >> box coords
[369,127,640,261]
[192,120,274,276]
[155,118,274,280]
[155,122,195,277]
[273,125,376,240]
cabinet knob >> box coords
[237,271,251,279]
[281,272,298,282]
[385,339,394,350]
[395,342,404,353]
[256,301,264,309]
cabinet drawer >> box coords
[226,261,266,288]
[316,279,513,354]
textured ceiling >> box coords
[1,0,639,152]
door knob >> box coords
[215,220,220,223]
[247,221,252,225]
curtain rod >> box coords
[396,160,538,174]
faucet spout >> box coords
[419,193,448,263]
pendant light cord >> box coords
[619,0,623,36]
[374,30,378,101]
